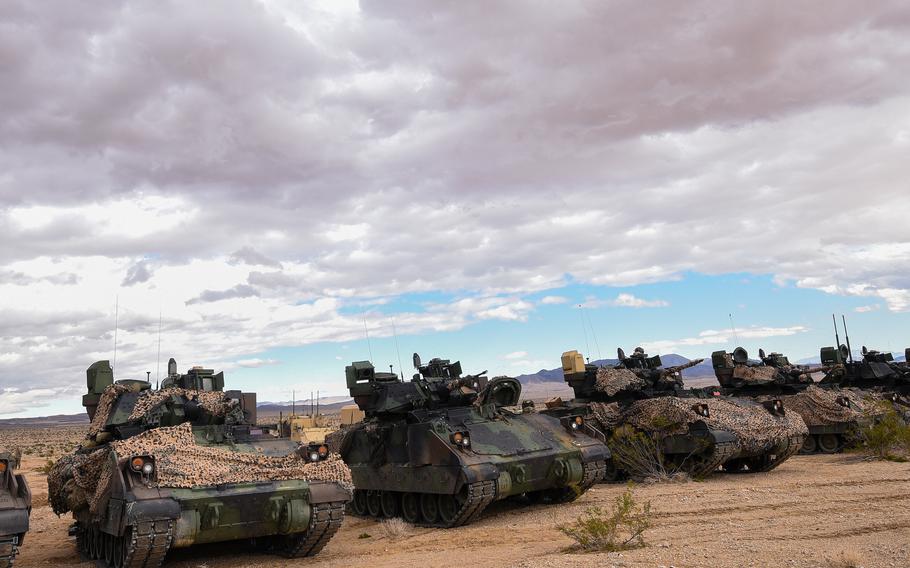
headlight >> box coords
[450,431,470,448]
[692,404,710,418]
[309,451,320,462]
[318,445,329,458]
[129,455,154,476]
[0,460,7,474]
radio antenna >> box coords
[728,313,739,347]
[583,307,602,361]
[832,313,841,352]
[362,313,374,363]
[578,305,591,361]
[112,295,120,373]
[155,310,162,386]
[391,318,404,380]
[841,314,854,363]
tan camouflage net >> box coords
[127,388,238,421]
[731,365,778,385]
[86,385,239,438]
[87,384,130,436]
[595,368,648,397]
[772,386,866,428]
[590,396,807,455]
[111,423,353,490]
[47,448,111,515]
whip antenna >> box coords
[155,310,162,386]
[578,305,591,361]
[391,318,404,380]
[113,295,119,373]
[841,314,854,363]
[362,313,374,363]
[583,307,602,361]
[728,313,739,347]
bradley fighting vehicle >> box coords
[336,354,609,527]
[549,348,806,477]
[546,348,735,478]
[48,359,350,567]
[711,347,855,454]
[0,450,30,567]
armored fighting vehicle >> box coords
[548,348,806,477]
[336,354,610,527]
[49,359,351,567]
[0,450,30,567]
[712,347,857,454]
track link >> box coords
[429,479,497,528]
[691,439,739,478]
[0,536,19,568]
[580,459,608,491]
[752,434,804,472]
[278,501,346,558]
[123,519,174,568]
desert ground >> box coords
[4,426,910,568]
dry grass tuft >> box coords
[379,517,414,540]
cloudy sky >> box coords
[2,0,910,417]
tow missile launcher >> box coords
[337,354,610,527]
[711,347,856,454]
[0,449,30,568]
[48,359,351,568]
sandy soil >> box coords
[12,452,910,568]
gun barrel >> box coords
[664,358,704,374]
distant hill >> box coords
[0,413,89,426]
[513,353,717,387]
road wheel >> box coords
[721,459,747,473]
[818,434,840,454]
[420,493,439,524]
[380,491,400,518]
[438,489,467,526]
[366,491,383,517]
[800,434,817,454]
[351,489,369,516]
[401,493,420,524]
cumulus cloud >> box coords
[855,304,882,313]
[122,261,154,286]
[503,351,528,360]
[609,293,670,309]
[234,358,280,368]
[642,326,810,353]
[2,1,910,413]
[186,284,260,305]
[540,295,569,305]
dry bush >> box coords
[827,549,864,568]
[558,486,652,552]
[379,517,413,540]
[855,404,910,461]
[609,426,689,483]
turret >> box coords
[346,353,511,418]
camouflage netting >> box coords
[731,365,778,385]
[128,388,238,421]
[48,423,353,518]
[87,384,130,436]
[87,385,240,437]
[590,397,808,455]
[773,386,866,428]
[595,368,647,396]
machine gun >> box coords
[617,347,704,389]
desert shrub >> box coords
[39,459,56,474]
[854,404,910,461]
[558,486,652,552]
[609,426,693,482]
[379,517,413,540]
